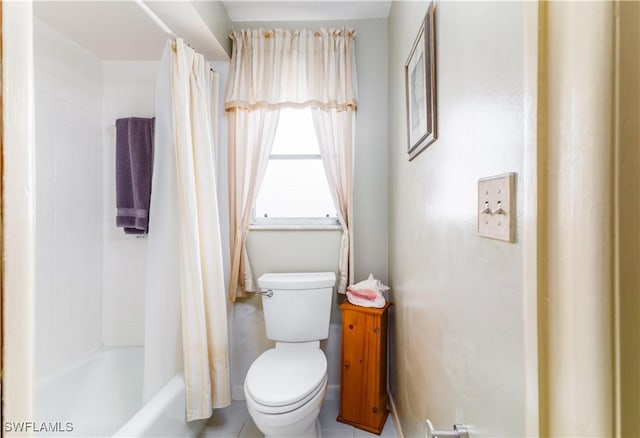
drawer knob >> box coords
[349,324,354,330]
[345,361,350,368]
[373,327,380,333]
[372,407,378,414]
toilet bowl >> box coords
[244,344,328,437]
[245,272,336,438]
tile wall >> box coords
[101,61,158,346]
[34,18,160,378]
[34,18,104,381]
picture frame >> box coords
[405,1,437,161]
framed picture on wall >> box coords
[405,1,437,161]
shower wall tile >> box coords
[35,22,161,377]
[102,61,158,347]
[34,19,104,382]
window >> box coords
[253,108,338,227]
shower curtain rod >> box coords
[134,1,218,73]
[169,40,218,73]
[135,0,176,39]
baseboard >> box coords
[325,384,340,400]
[232,383,340,402]
[387,386,405,438]
[232,384,245,401]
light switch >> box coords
[478,173,515,242]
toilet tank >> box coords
[257,272,336,342]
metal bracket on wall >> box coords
[426,420,470,438]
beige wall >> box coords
[192,1,233,57]
[3,0,36,428]
[540,2,614,436]
[388,2,529,437]
[615,1,640,436]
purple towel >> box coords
[115,117,155,234]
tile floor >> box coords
[201,400,398,438]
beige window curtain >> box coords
[310,108,355,293]
[225,28,358,300]
[228,108,280,299]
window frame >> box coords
[250,155,341,229]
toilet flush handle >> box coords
[259,289,274,298]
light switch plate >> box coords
[478,172,515,242]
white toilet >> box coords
[244,272,336,438]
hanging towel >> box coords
[115,117,155,234]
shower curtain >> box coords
[144,39,230,422]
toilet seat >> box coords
[245,374,327,415]
[245,348,327,413]
[245,377,327,434]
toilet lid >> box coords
[245,348,327,407]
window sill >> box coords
[249,224,343,231]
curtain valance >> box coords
[224,28,358,111]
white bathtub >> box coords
[114,375,205,437]
[36,347,144,437]
[35,347,205,437]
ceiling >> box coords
[34,1,169,61]
[33,1,391,61]
[34,1,229,61]
[221,1,392,22]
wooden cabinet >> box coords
[337,301,392,435]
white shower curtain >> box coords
[145,39,230,422]
[143,41,182,403]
